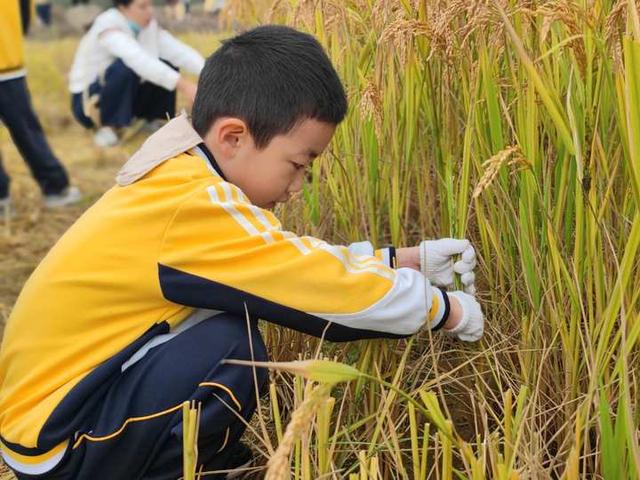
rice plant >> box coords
[217,0,640,478]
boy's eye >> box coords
[291,162,306,171]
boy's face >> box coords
[206,118,336,209]
[120,0,154,27]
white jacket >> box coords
[68,8,205,94]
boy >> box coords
[0,26,483,479]
[68,0,203,148]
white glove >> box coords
[444,291,484,342]
[420,238,477,294]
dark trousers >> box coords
[35,4,52,26]
[71,59,177,130]
[14,313,268,480]
[0,77,69,198]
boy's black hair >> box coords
[192,25,348,149]
[113,0,134,6]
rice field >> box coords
[1,0,639,478]
[217,0,640,478]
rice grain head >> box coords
[472,146,522,199]
[265,384,332,480]
[360,80,384,139]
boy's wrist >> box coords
[443,294,462,330]
[396,246,420,270]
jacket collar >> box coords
[116,112,224,186]
[192,144,227,180]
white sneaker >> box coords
[43,186,83,208]
[93,126,119,148]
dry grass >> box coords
[0,464,14,480]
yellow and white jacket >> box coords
[0,114,446,471]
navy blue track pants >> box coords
[14,313,268,480]
[0,77,70,199]
[71,59,177,130]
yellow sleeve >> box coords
[158,180,448,341]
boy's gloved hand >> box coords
[419,239,477,294]
[443,291,484,342]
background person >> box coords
[35,0,52,27]
[68,0,204,148]
[0,0,82,212]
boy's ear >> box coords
[206,118,251,159]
